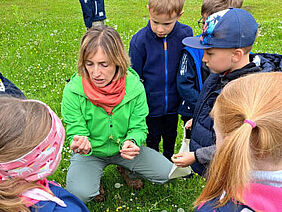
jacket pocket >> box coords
[147,91,165,116]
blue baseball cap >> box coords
[182,8,258,49]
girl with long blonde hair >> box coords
[195,72,282,211]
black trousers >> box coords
[146,114,178,160]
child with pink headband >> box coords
[0,97,89,211]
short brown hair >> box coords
[78,25,130,80]
[201,0,243,16]
[148,0,185,16]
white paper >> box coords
[169,129,192,179]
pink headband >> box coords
[244,119,256,128]
[0,100,65,182]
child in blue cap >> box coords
[172,8,282,176]
[176,0,244,140]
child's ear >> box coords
[231,49,244,63]
[177,10,184,20]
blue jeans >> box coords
[66,146,172,202]
[79,0,106,28]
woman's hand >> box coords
[70,135,91,155]
[120,140,140,160]
[171,152,196,167]
[185,119,193,130]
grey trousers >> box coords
[66,145,173,202]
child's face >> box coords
[149,9,180,38]
[202,48,235,74]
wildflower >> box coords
[114,183,121,188]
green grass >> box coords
[0,0,281,211]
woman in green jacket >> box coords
[61,26,173,203]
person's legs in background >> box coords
[162,114,178,160]
[79,0,106,29]
[146,116,162,152]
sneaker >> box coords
[94,182,105,202]
[91,20,105,27]
[116,166,144,190]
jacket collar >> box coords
[243,183,282,212]
[219,62,260,88]
[67,68,144,109]
[146,20,180,40]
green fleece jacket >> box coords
[61,68,149,157]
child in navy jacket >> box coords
[172,8,282,176]
[129,0,193,160]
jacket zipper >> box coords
[163,37,168,114]
[108,114,113,155]
[95,1,97,15]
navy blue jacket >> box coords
[79,0,106,28]
[30,183,89,212]
[195,197,254,212]
[190,53,282,176]
[177,46,209,118]
[0,72,25,98]
[129,21,193,117]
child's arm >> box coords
[129,39,145,80]
[185,118,193,129]
[171,145,216,167]
[194,145,216,165]
[177,51,201,114]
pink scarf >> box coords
[82,74,126,115]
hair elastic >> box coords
[244,119,256,128]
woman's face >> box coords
[85,47,116,88]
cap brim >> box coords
[182,37,212,49]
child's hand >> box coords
[120,140,140,160]
[185,119,193,130]
[171,152,196,167]
[71,135,91,154]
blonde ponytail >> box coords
[194,72,282,208]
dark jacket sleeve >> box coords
[195,145,216,165]
[129,37,145,81]
[177,50,200,114]
[0,73,25,99]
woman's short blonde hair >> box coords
[77,25,130,80]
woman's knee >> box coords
[66,178,100,203]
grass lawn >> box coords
[0,0,281,211]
